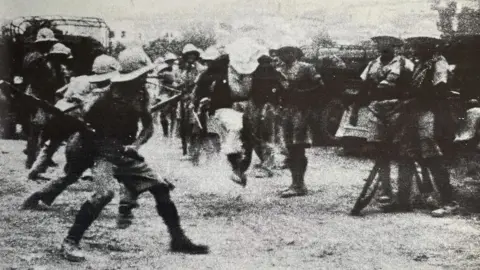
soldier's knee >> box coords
[90,190,115,207]
[149,183,171,203]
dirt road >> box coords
[1,135,480,270]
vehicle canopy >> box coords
[1,16,111,80]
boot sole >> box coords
[279,192,308,198]
[61,251,86,262]
[170,247,209,255]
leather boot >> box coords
[280,155,308,198]
[377,159,393,203]
[155,200,209,254]
[63,193,114,261]
[384,159,413,213]
[161,119,169,137]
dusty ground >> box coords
[1,132,480,270]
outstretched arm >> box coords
[132,90,154,150]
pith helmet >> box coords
[111,47,155,82]
[89,54,121,83]
[182,43,200,57]
[201,46,221,60]
[49,43,73,59]
[164,52,178,62]
[35,28,58,43]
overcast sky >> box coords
[4,0,469,20]
[2,0,477,43]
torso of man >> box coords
[277,61,318,92]
[23,52,66,103]
[84,84,149,146]
[411,55,449,89]
[180,62,206,93]
[361,55,414,87]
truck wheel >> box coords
[319,98,344,145]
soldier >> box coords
[201,46,221,67]
[359,36,414,205]
[243,54,286,177]
[177,44,206,159]
[393,37,459,216]
[275,44,325,198]
[23,55,120,209]
[158,52,180,137]
[188,46,222,161]
[23,55,149,229]
[27,43,74,179]
[57,48,208,261]
[23,28,62,168]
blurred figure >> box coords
[396,37,458,217]
[357,36,414,207]
[157,52,180,137]
[177,44,206,159]
[275,44,325,198]
[22,29,67,169]
[27,43,74,179]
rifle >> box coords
[149,93,184,113]
[0,80,147,163]
[0,80,95,134]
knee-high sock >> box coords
[425,157,452,204]
[151,185,183,237]
[397,159,415,206]
[66,191,114,244]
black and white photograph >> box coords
[1,0,480,269]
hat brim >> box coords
[55,99,80,112]
[276,46,304,58]
[371,36,404,47]
[156,63,169,71]
[111,64,156,83]
[405,37,442,48]
[35,38,58,43]
[49,52,72,58]
[88,71,120,83]
[183,51,200,57]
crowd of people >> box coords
[11,27,463,262]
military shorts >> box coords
[282,106,311,147]
[398,109,443,159]
[70,138,168,195]
[366,100,403,143]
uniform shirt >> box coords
[361,55,414,88]
[276,61,322,93]
[411,55,449,89]
[179,62,206,93]
[23,52,67,103]
[84,85,149,145]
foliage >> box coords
[456,7,480,35]
[311,30,336,49]
[433,0,457,38]
[432,1,480,37]
[143,24,216,61]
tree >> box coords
[311,31,336,48]
[457,7,480,35]
[433,1,457,38]
[143,25,216,61]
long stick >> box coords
[0,80,94,134]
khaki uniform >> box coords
[360,56,414,142]
[277,61,322,147]
[398,55,450,159]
